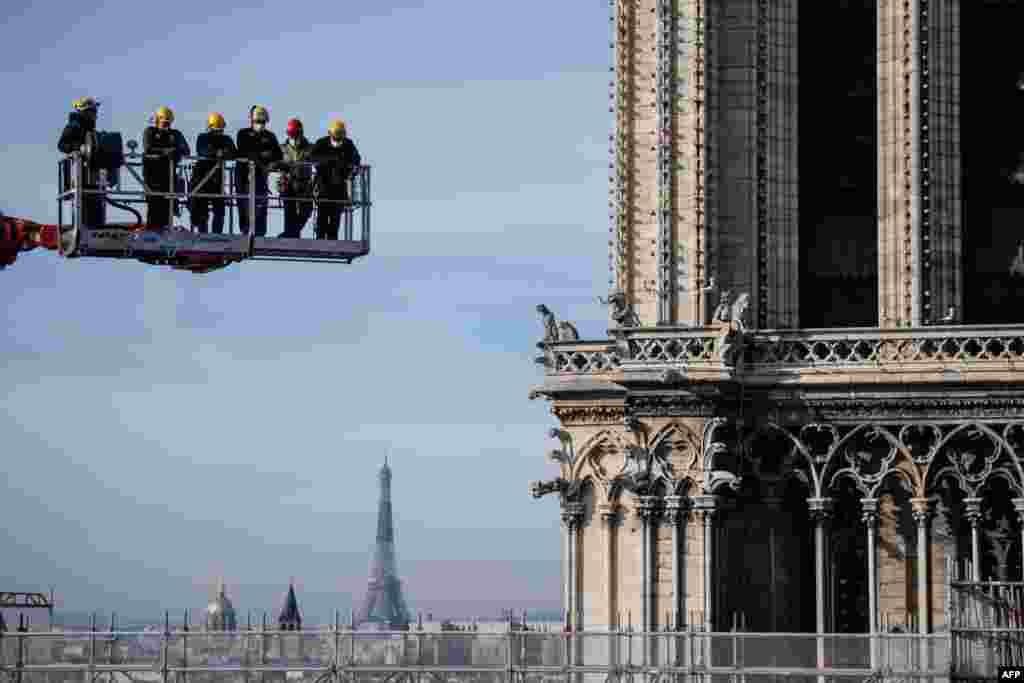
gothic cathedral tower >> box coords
[531,0,1024,638]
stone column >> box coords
[910,498,931,633]
[599,504,620,671]
[561,503,585,631]
[861,497,880,669]
[911,497,931,672]
[1014,499,1024,582]
[638,496,659,635]
[808,497,832,682]
[599,504,620,630]
[693,494,718,629]
[964,497,983,582]
[808,498,833,635]
[664,496,686,629]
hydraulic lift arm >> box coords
[0,215,59,270]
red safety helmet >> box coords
[286,118,303,139]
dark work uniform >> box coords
[143,126,190,228]
[310,136,361,240]
[58,112,105,228]
[191,131,236,234]
[235,127,282,236]
[279,136,314,238]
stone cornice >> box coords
[551,404,627,426]
[804,396,1024,421]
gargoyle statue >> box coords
[536,304,559,346]
[529,477,585,502]
[529,479,568,499]
[598,290,640,328]
[557,320,580,341]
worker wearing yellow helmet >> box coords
[191,113,237,234]
[234,104,282,236]
[142,105,191,229]
[310,119,362,240]
[58,96,104,227]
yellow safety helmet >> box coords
[72,97,99,112]
[207,112,226,130]
[328,119,346,139]
[250,105,269,123]
[155,106,174,124]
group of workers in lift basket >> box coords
[58,98,362,241]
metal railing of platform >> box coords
[56,152,372,265]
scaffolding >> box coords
[949,576,1024,680]
[0,615,955,683]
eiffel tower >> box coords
[354,457,411,630]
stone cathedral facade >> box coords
[530,0,1024,637]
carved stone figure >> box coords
[597,290,640,328]
[1010,241,1024,277]
[712,290,733,323]
[557,320,580,341]
[536,304,559,345]
[614,443,672,495]
[716,292,750,367]
[730,293,750,331]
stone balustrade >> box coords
[541,324,1024,385]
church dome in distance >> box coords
[205,580,238,632]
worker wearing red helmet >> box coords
[191,113,237,234]
[310,119,362,240]
[277,118,314,238]
[234,105,282,236]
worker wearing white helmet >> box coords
[234,105,282,237]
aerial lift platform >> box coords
[2,134,371,274]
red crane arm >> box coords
[0,216,60,269]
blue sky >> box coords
[1,1,613,623]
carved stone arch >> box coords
[651,479,672,499]
[742,421,821,497]
[923,422,1024,497]
[576,477,600,530]
[981,469,1024,499]
[573,461,609,507]
[572,429,629,486]
[674,475,699,498]
[649,420,702,491]
[928,463,971,500]
[871,464,919,501]
[702,417,735,472]
[822,424,922,498]
[828,469,871,499]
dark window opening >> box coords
[798,1,878,328]
[962,2,1024,324]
